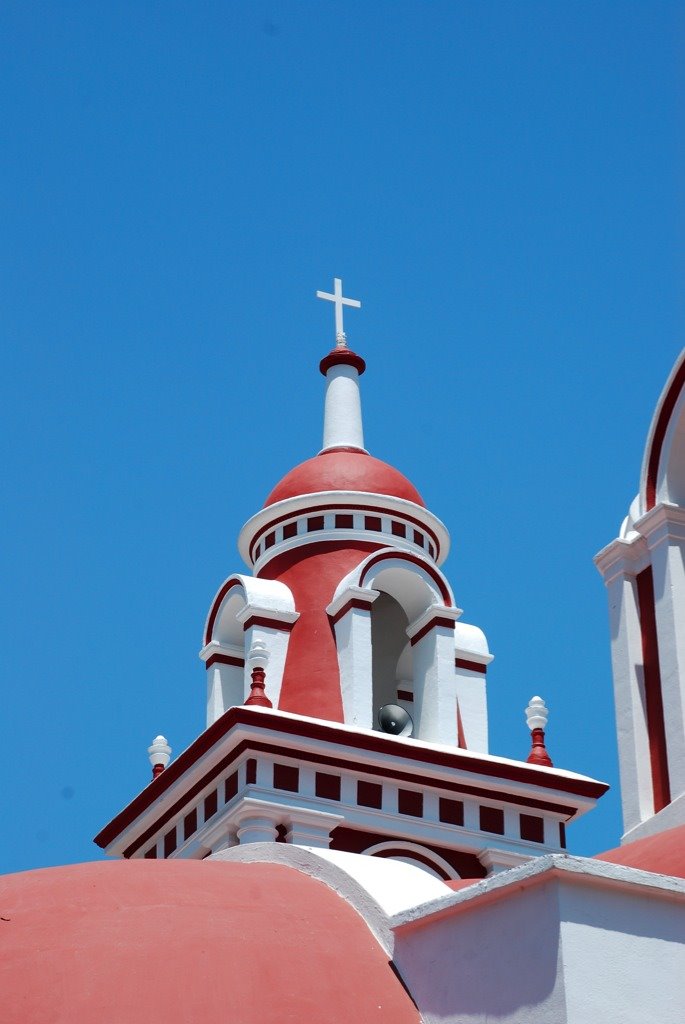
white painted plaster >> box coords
[329,592,379,728]
[211,841,452,954]
[392,855,685,1024]
[321,363,366,451]
[411,615,461,745]
[595,537,655,833]
[638,503,685,803]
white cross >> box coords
[316,277,361,348]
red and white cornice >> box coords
[239,490,451,573]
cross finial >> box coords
[316,277,361,349]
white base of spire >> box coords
[322,365,367,451]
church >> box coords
[2,281,683,1022]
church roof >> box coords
[264,448,425,507]
[595,823,685,879]
[0,858,420,1024]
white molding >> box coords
[478,847,531,874]
[239,490,451,569]
[364,840,461,880]
[326,586,381,620]
[406,605,463,641]
[235,605,300,628]
[199,640,244,663]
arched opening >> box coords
[371,593,410,729]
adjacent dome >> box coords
[0,859,420,1024]
[264,449,425,508]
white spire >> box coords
[317,277,367,453]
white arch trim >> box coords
[640,347,685,513]
[201,573,298,725]
[364,841,460,881]
[332,547,455,625]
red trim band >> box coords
[241,615,296,633]
[329,597,377,626]
[636,567,671,810]
[206,654,245,670]
[410,615,457,647]
[455,657,487,675]
[646,356,685,510]
[319,349,366,376]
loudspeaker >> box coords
[378,703,414,737]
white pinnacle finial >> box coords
[147,735,171,778]
[316,277,361,348]
[525,696,549,732]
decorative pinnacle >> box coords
[316,277,361,349]
[245,641,272,708]
[524,696,553,767]
[148,735,172,779]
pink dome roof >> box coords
[0,859,419,1024]
[265,449,425,507]
[595,822,685,879]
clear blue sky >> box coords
[1,2,682,873]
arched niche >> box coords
[329,550,460,743]
[201,574,298,726]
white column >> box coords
[322,363,366,452]
[236,606,300,709]
[595,537,654,832]
[199,642,245,727]
[234,802,280,844]
[408,608,462,745]
[454,622,493,753]
[327,588,380,728]
[285,809,343,849]
[638,504,685,801]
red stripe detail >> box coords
[204,580,243,646]
[646,357,685,509]
[457,705,466,749]
[241,614,296,633]
[95,706,604,852]
[636,567,671,810]
[397,689,413,702]
[206,654,244,669]
[360,551,451,606]
[455,657,487,674]
[329,597,376,626]
[319,348,366,375]
[249,502,441,562]
[410,615,456,647]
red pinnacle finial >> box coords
[525,696,553,767]
[245,641,272,708]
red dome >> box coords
[595,822,685,879]
[0,859,419,1024]
[265,449,425,507]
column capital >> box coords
[477,848,531,875]
[326,586,381,625]
[236,605,300,632]
[636,502,685,550]
[594,535,650,584]
[407,605,463,647]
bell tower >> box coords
[96,279,607,880]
